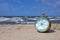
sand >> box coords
[0,24,60,40]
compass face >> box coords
[35,17,50,32]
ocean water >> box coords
[0,16,60,24]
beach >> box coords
[0,24,60,40]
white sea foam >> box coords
[0,16,59,24]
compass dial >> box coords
[35,18,50,32]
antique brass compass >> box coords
[35,12,51,33]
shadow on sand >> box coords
[48,30,55,33]
[37,30,55,33]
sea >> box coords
[0,16,60,25]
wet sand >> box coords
[0,24,60,40]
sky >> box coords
[0,0,60,16]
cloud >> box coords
[41,0,60,8]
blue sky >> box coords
[0,0,60,16]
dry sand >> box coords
[0,24,60,40]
